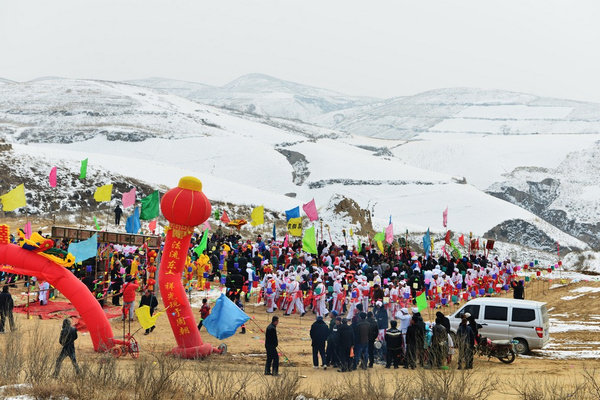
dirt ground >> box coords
[1,276,599,399]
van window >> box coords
[455,305,480,319]
[484,305,507,321]
[540,304,549,324]
[512,307,535,322]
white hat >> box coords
[376,301,383,307]
[464,312,471,318]
[412,307,419,314]
[316,278,322,283]
[391,272,397,277]
[373,270,379,274]
[401,308,409,314]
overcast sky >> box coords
[1,0,599,102]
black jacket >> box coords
[265,323,278,347]
[355,320,371,345]
[375,308,389,330]
[385,328,403,351]
[0,292,13,313]
[511,281,525,299]
[139,293,158,314]
[406,323,418,346]
[457,324,475,349]
[338,323,354,349]
[366,317,379,341]
[310,319,330,347]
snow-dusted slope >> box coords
[127,73,377,121]
[0,79,336,144]
[313,88,600,139]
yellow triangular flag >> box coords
[93,184,113,202]
[349,228,354,237]
[377,240,384,253]
[250,205,264,226]
[0,184,26,212]
[135,305,165,330]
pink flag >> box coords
[203,220,211,231]
[385,223,394,244]
[122,188,136,208]
[283,234,289,248]
[49,166,57,188]
[302,198,319,222]
[24,222,32,239]
[148,220,157,232]
[443,207,448,228]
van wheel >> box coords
[513,338,529,355]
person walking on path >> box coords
[310,315,330,369]
[354,312,370,370]
[53,318,81,377]
[0,286,15,333]
[265,316,279,376]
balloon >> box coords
[158,177,223,359]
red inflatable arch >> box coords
[0,225,115,351]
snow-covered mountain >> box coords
[127,73,377,122]
[0,78,598,266]
[314,88,600,139]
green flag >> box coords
[357,238,361,251]
[373,229,385,242]
[140,190,160,220]
[416,291,427,312]
[302,226,317,254]
[194,230,208,257]
[93,216,100,230]
[450,240,462,259]
[79,158,88,180]
[213,209,220,220]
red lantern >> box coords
[536,271,541,276]
[547,268,552,273]
[147,278,156,286]
[160,177,211,227]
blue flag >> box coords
[423,228,431,258]
[203,294,250,340]
[68,233,98,264]
[125,207,141,234]
[285,206,300,221]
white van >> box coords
[448,298,549,354]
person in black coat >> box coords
[435,311,451,334]
[310,316,330,369]
[337,318,354,372]
[456,315,475,369]
[326,314,340,367]
[264,316,279,376]
[114,205,123,225]
[53,318,81,377]
[0,286,15,333]
[405,318,418,369]
[366,311,379,368]
[511,280,525,299]
[139,289,159,334]
[385,320,403,368]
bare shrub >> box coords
[185,359,254,399]
[23,322,56,385]
[513,375,587,400]
[411,366,499,400]
[253,371,301,400]
[0,326,24,384]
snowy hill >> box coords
[0,78,596,262]
[313,88,600,139]
[127,73,377,121]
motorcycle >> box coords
[475,332,517,364]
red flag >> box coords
[444,230,451,245]
[148,220,157,232]
[221,211,230,224]
[442,207,448,228]
[459,235,465,247]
